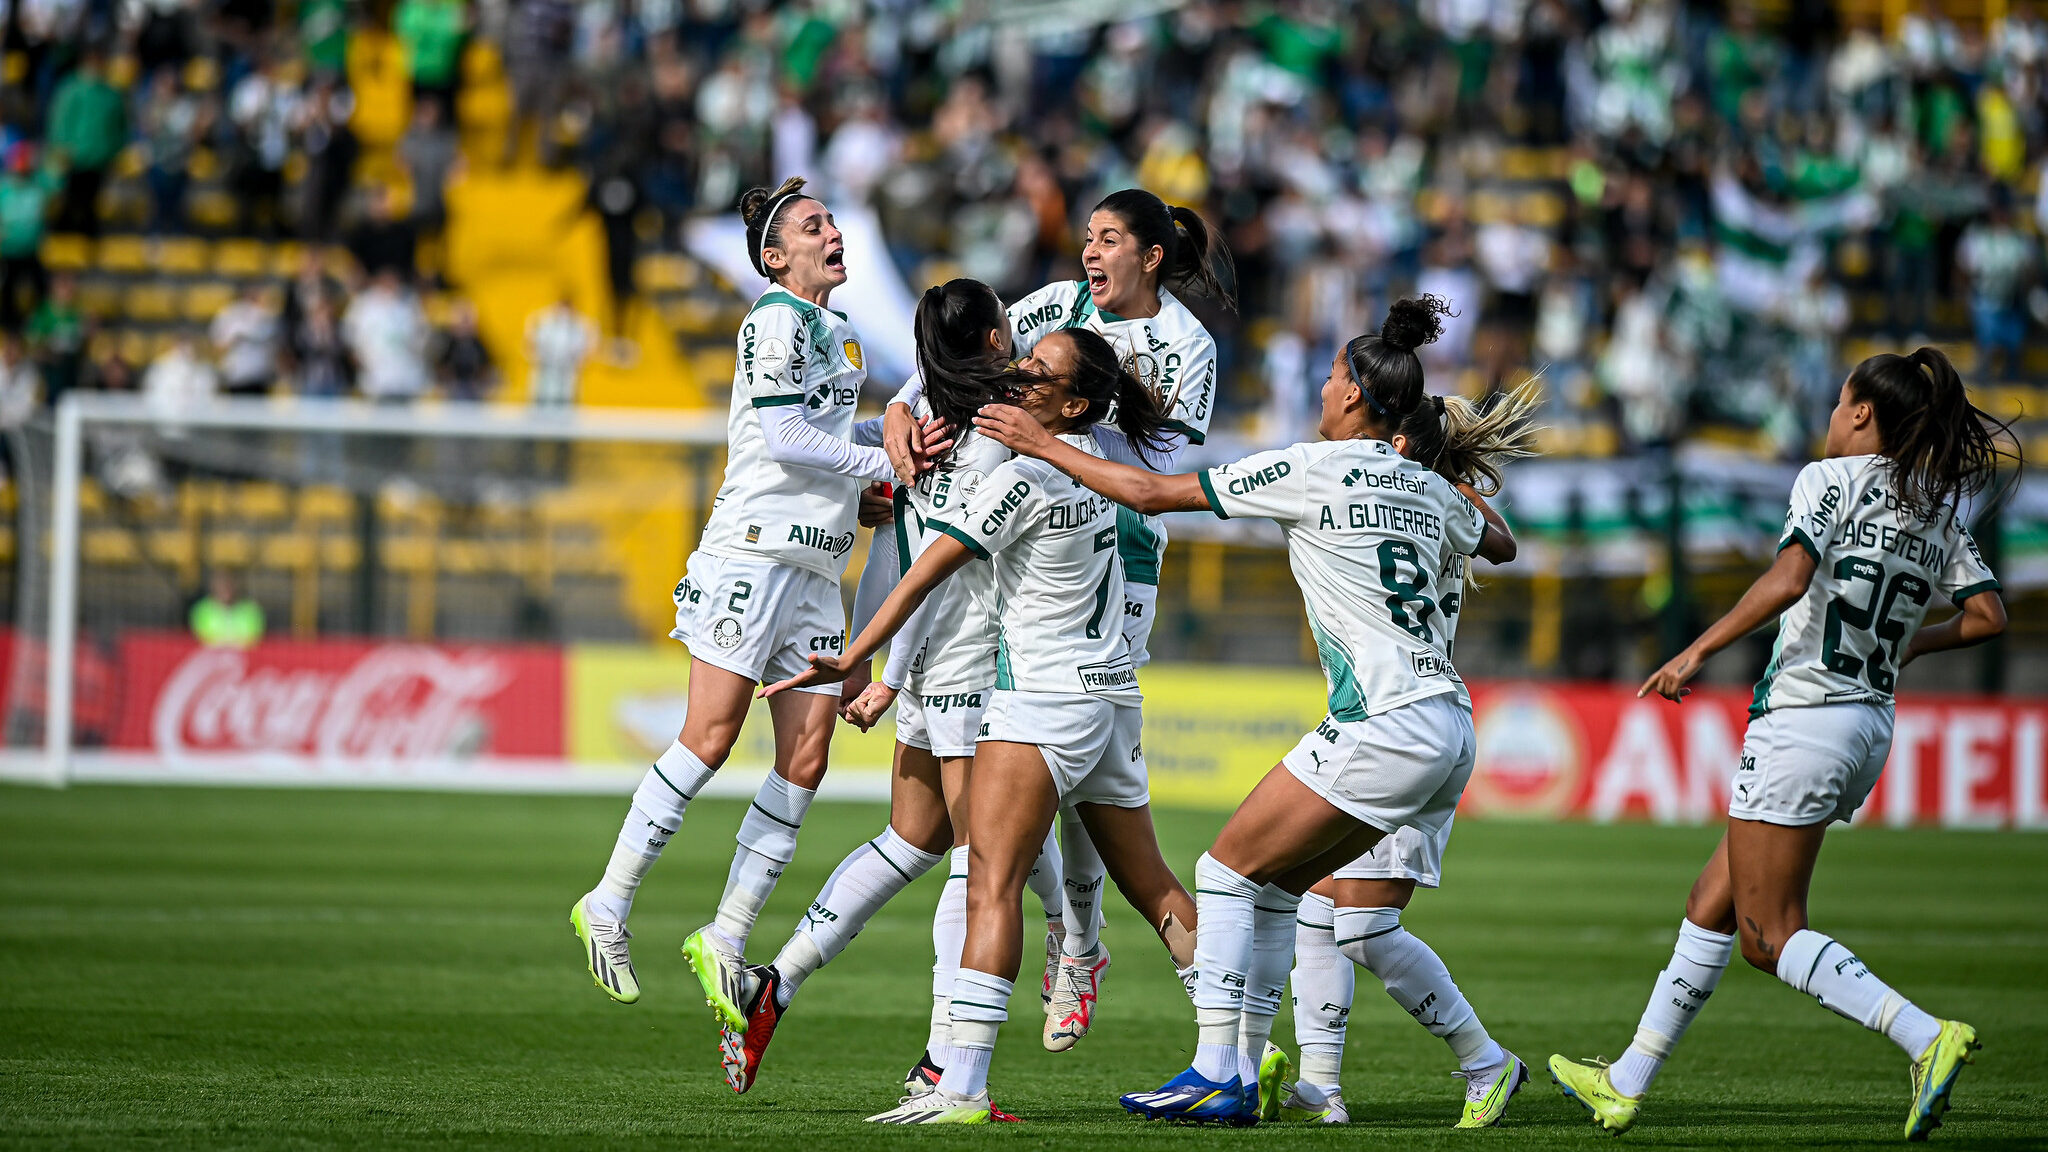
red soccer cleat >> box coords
[720,964,785,1094]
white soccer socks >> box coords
[590,741,716,922]
[1027,825,1065,924]
[1609,918,1735,1097]
[714,771,817,950]
[929,845,970,1061]
[939,969,1012,1098]
[1776,928,1942,1057]
[1237,883,1303,1085]
[1291,892,1352,1094]
[773,825,942,1007]
[1191,853,1260,1082]
[1060,816,1107,959]
[1335,905,1503,1073]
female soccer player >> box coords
[568,177,905,1019]
[1277,382,1540,1129]
[1550,348,2014,1141]
[891,187,1235,1045]
[975,296,1520,1126]
[764,327,1200,1124]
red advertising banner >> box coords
[108,633,565,771]
[1464,682,2048,829]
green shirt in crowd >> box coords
[396,0,468,87]
[48,72,127,172]
[301,0,350,75]
[0,168,59,258]
[191,596,265,649]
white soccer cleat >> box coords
[570,895,639,1004]
[865,1087,995,1124]
[1279,1082,1349,1123]
[681,924,751,1029]
[1040,920,1065,1012]
[1043,943,1109,1051]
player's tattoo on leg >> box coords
[1744,916,1773,961]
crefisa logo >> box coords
[1465,687,1584,818]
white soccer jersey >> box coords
[1201,439,1487,721]
[894,395,1008,694]
[1007,280,1217,588]
[1437,548,1472,711]
[1749,454,1999,717]
[929,435,1137,697]
[697,288,870,580]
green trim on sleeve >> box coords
[929,520,990,560]
[1161,418,1206,446]
[750,393,806,409]
[1779,527,1820,562]
[1950,578,2002,607]
[1196,469,1228,519]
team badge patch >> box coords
[757,337,788,370]
[711,618,745,649]
[843,340,863,369]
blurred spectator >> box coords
[298,0,350,80]
[26,272,84,408]
[134,0,199,80]
[1958,188,2038,382]
[503,0,576,168]
[228,53,301,238]
[298,81,358,245]
[434,299,495,400]
[588,165,639,342]
[396,0,470,123]
[344,268,429,402]
[211,284,281,397]
[139,67,209,236]
[47,49,125,238]
[347,185,418,281]
[142,334,219,409]
[190,570,264,649]
[287,295,352,398]
[280,247,345,341]
[399,99,459,237]
[0,332,40,432]
[524,293,592,407]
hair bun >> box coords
[1381,294,1451,354]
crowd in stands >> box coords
[0,0,2034,462]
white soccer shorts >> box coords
[1330,817,1454,889]
[669,550,844,694]
[1731,702,1893,826]
[979,689,1149,808]
[894,687,989,758]
[1281,692,1474,840]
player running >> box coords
[976,296,1519,1126]
[568,177,907,1016]
[1274,382,1540,1129]
[705,279,1064,1101]
[764,327,1199,1124]
[889,187,1234,1049]
[1550,347,2015,1141]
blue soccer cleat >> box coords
[1120,1066,1259,1126]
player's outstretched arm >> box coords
[1639,543,1818,701]
[760,534,974,698]
[974,403,1209,514]
[1902,589,2007,666]
[1459,483,1518,565]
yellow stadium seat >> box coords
[638,254,695,293]
[190,190,238,232]
[97,235,148,273]
[157,238,208,275]
[298,486,355,522]
[213,239,269,278]
[42,233,90,270]
[183,281,235,321]
[76,281,121,319]
[188,147,219,181]
[124,284,178,323]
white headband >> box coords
[757,192,803,276]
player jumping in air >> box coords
[977,296,1519,1126]
[884,188,1232,1049]
[765,327,1199,1124]
[1550,347,2016,1141]
[1275,381,1541,1128]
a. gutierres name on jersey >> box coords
[1226,459,1444,539]
[978,480,1111,535]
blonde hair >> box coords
[1398,376,1543,496]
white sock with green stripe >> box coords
[1236,884,1303,1085]
[929,845,969,1062]
[590,741,714,922]
[1609,918,1734,1097]
[774,825,942,1007]
[1776,928,1942,1057]
[1059,815,1106,958]
[1291,893,1351,1095]
[714,772,816,950]
[1335,905,1502,1072]
[939,969,1011,1098]
[1191,853,1260,1083]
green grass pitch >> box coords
[3,785,2045,1150]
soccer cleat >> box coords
[1549,1054,1641,1135]
[569,896,639,1004]
[1455,1050,1529,1128]
[718,964,784,1094]
[901,1050,944,1099]
[865,1088,995,1124]
[1040,920,1064,1011]
[1279,1083,1349,1123]
[682,924,750,1029]
[1905,1019,1979,1141]
[1121,1066,1258,1126]
[1043,943,1110,1051]
[1257,1043,1294,1121]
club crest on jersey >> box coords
[710,617,744,649]
[1124,351,1161,396]
[842,339,863,369]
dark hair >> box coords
[1344,295,1451,429]
[914,279,1020,450]
[1044,327,1174,465]
[1395,378,1542,496]
[1091,188,1236,312]
[739,176,812,281]
[1846,347,2021,514]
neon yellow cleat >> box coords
[1549,1054,1640,1135]
[681,924,749,1029]
[569,897,639,1004]
[1905,1020,1979,1141]
[1258,1043,1294,1121]
[1455,1050,1529,1129]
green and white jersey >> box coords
[1750,455,1999,717]
[929,434,1137,697]
[699,288,870,580]
[895,393,1008,694]
[1200,439,1487,721]
[1007,280,1217,588]
[1436,548,1472,711]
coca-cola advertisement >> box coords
[109,633,564,774]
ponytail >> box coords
[1395,376,1543,496]
[1845,347,2021,515]
[1344,294,1452,428]
[1052,327,1174,466]
[913,278,1025,464]
[1092,189,1238,312]
[739,176,810,281]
